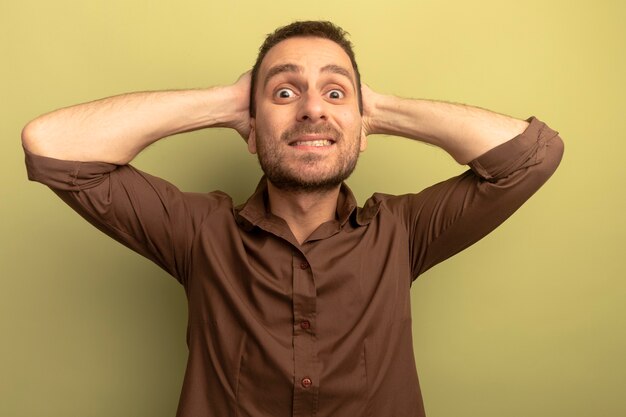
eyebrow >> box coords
[264,64,302,88]
[263,63,355,88]
[320,64,354,85]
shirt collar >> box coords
[234,177,379,233]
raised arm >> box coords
[22,73,252,165]
[359,86,564,279]
[361,85,530,164]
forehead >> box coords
[259,37,354,78]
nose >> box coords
[296,92,327,122]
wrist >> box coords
[362,87,386,136]
[364,93,405,136]
[215,80,251,139]
[198,85,237,129]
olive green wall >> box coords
[1,0,624,416]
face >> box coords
[248,36,367,193]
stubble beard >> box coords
[256,124,361,194]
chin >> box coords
[264,167,352,193]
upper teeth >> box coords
[293,140,333,147]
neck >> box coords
[266,180,341,244]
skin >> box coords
[22,34,529,245]
[246,37,369,243]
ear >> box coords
[247,118,257,154]
[359,126,368,152]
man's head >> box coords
[248,21,366,193]
[250,20,362,117]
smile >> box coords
[291,139,334,147]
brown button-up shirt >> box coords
[25,117,564,417]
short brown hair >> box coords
[249,20,362,117]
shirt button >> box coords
[301,377,312,388]
[300,262,309,270]
[300,320,311,330]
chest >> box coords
[187,214,413,333]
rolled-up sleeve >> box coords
[379,116,565,280]
[24,148,225,286]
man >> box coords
[22,20,563,417]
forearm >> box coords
[366,93,529,164]
[22,85,247,165]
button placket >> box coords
[292,254,319,415]
[301,377,313,388]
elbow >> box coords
[21,118,47,155]
[531,133,565,187]
[545,134,565,175]
[21,117,65,159]
[555,134,565,160]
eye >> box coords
[327,89,345,99]
[275,88,296,99]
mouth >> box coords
[288,135,336,148]
[290,139,335,147]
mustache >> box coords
[280,124,342,142]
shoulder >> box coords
[179,189,235,218]
[357,192,418,224]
